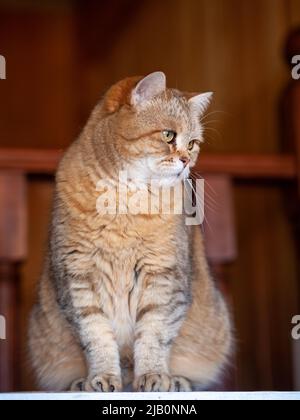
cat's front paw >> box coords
[169,376,192,392]
[134,374,192,392]
[134,373,171,392]
[70,374,122,392]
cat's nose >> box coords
[179,156,190,167]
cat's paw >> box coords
[134,373,171,392]
[70,374,122,392]
[169,376,192,392]
[134,374,192,392]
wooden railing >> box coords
[0,148,297,179]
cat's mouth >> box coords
[127,156,190,187]
[157,158,189,177]
[163,164,190,179]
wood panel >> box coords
[0,7,78,149]
[287,0,300,28]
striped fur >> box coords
[28,73,233,392]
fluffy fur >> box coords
[28,72,232,392]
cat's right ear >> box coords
[131,72,166,107]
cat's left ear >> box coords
[188,92,213,116]
[131,72,166,107]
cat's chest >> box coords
[94,213,168,252]
[111,285,140,350]
[96,259,141,349]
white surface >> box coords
[0,392,300,400]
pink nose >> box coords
[179,156,190,167]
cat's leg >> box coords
[169,283,233,390]
[31,260,122,392]
[133,270,191,392]
[29,278,122,392]
[60,275,122,392]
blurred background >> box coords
[0,0,300,392]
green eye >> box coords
[188,140,195,151]
[162,130,176,144]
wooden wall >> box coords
[0,0,300,390]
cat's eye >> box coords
[188,140,195,151]
[162,130,177,144]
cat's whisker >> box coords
[187,181,216,232]
[199,110,227,123]
[191,172,218,196]
[202,126,223,141]
[191,174,218,206]
[200,119,221,127]
[188,176,219,215]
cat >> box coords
[28,72,233,392]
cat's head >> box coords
[102,72,212,186]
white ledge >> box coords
[0,392,300,400]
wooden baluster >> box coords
[202,174,237,390]
[203,175,237,297]
[0,171,27,391]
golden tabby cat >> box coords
[28,72,232,392]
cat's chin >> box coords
[154,174,188,188]
[126,161,190,188]
[155,177,180,188]
[154,167,190,187]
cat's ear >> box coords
[104,76,142,113]
[188,92,213,116]
[131,72,166,107]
